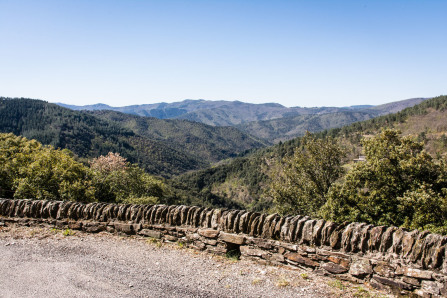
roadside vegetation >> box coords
[0,133,165,204]
[2,95,447,234]
[271,129,447,234]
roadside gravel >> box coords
[0,225,391,298]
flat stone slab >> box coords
[219,232,245,245]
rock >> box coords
[410,231,430,263]
[402,230,419,257]
[231,210,243,233]
[295,217,310,242]
[329,223,347,249]
[379,226,397,252]
[287,215,301,242]
[210,209,222,229]
[114,223,134,234]
[301,220,316,244]
[312,219,326,246]
[402,276,420,287]
[391,228,406,254]
[165,235,178,242]
[373,262,395,278]
[327,255,350,268]
[368,226,385,251]
[206,244,227,255]
[269,253,285,263]
[372,276,413,291]
[322,262,348,274]
[198,228,220,238]
[261,213,277,239]
[321,221,337,246]
[421,280,441,295]
[138,229,162,239]
[202,238,217,246]
[250,238,273,250]
[401,267,433,280]
[219,232,245,245]
[432,244,445,270]
[280,217,292,241]
[272,215,284,240]
[191,241,206,251]
[349,259,373,278]
[240,246,265,257]
[82,222,106,233]
[253,214,266,237]
[341,222,357,252]
[68,221,83,230]
[284,252,319,267]
[202,209,213,228]
[421,234,446,269]
[238,212,250,234]
[279,242,298,252]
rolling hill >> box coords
[172,95,447,211]
[58,98,427,143]
[0,97,265,177]
[236,111,375,143]
[89,110,266,163]
[58,99,359,126]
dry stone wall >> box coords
[1,198,446,297]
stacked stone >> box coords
[1,198,446,296]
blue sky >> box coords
[1,0,446,107]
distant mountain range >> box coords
[58,97,427,143]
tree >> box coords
[268,133,346,216]
[14,148,95,202]
[0,133,95,202]
[322,129,447,231]
[0,133,42,198]
[90,152,165,203]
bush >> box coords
[322,129,447,232]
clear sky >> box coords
[1,0,446,107]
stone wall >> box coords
[1,198,446,297]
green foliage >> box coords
[322,129,447,231]
[90,152,165,203]
[0,133,165,204]
[0,133,95,202]
[62,229,75,236]
[225,249,241,261]
[268,133,346,216]
[91,110,266,163]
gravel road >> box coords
[0,225,390,298]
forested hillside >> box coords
[317,95,447,158]
[0,98,197,176]
[237,111,375,143]
[173,95,447,212]
[90,110,266,163]
[0,98,267,177]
